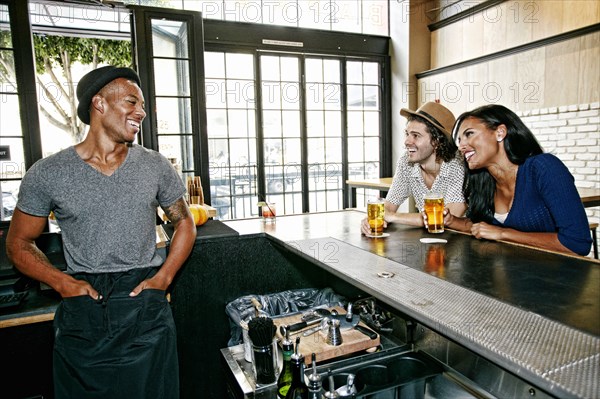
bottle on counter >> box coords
[277,327,294,398]
[307,353,323,399]
[285,337,308,399]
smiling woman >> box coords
[448,104,592,256]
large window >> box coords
[205,52,258,219]
[261,54,304,214]
[2,1,390,223]
[305,56,343,212]
[151,19,195,177]
[347,60,383,207]
[204,49,385,219]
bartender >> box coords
[6,65,196,398]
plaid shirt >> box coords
[386,153,466,212]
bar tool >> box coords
[302,317,330,337]
[326,318,343,346]
[330,307,359,330]
[345,302,353,322]
[287,308,331,332]
[335,374,357,397]
[323,374,340,399]
[250,297,269,318]
[307,353,323,399]
[239,319,252,362]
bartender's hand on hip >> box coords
[129,273,171,297]
[60,277,101,300]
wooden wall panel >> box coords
[578,32,600,104]
[430,1,600,69]
[430,29,440,68]
[488,55,519,111]
[482,3,508,55]
[504,1,534,48]
[448,68,468,113]
[421,2,599,110]
[465,63,490,111]
[562,0,600,33]
[532,0,564,42]
[418,32,600,111]
[445,20,464,66]
[515,47,545,110]
[544,39,581,107]
[438,70,459,116]
[462,12,484,62]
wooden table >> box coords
[579,187,600,208]
[346,177,599,208]
[346,177,393,208]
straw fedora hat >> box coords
[400,102,455,139]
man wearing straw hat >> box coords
[361,101,467,234]
[7,66,196,398]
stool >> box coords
[590,222,598,259]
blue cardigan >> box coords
[497,153,592,256]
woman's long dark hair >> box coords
[452,104,543,223]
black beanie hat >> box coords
[76,66,141,125]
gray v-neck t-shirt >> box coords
[17,144,186,274]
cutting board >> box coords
[273,306,380,364]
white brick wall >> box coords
[518,102,600,258]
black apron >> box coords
[53,268,179,399]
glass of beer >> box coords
[424,193,444,233]
[367,198,385,236]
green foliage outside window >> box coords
[33,35,132,143]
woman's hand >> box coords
[471,222,505,240]
[423,207,453,230]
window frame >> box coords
[130,5,211,203]
[0,0,41,226]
